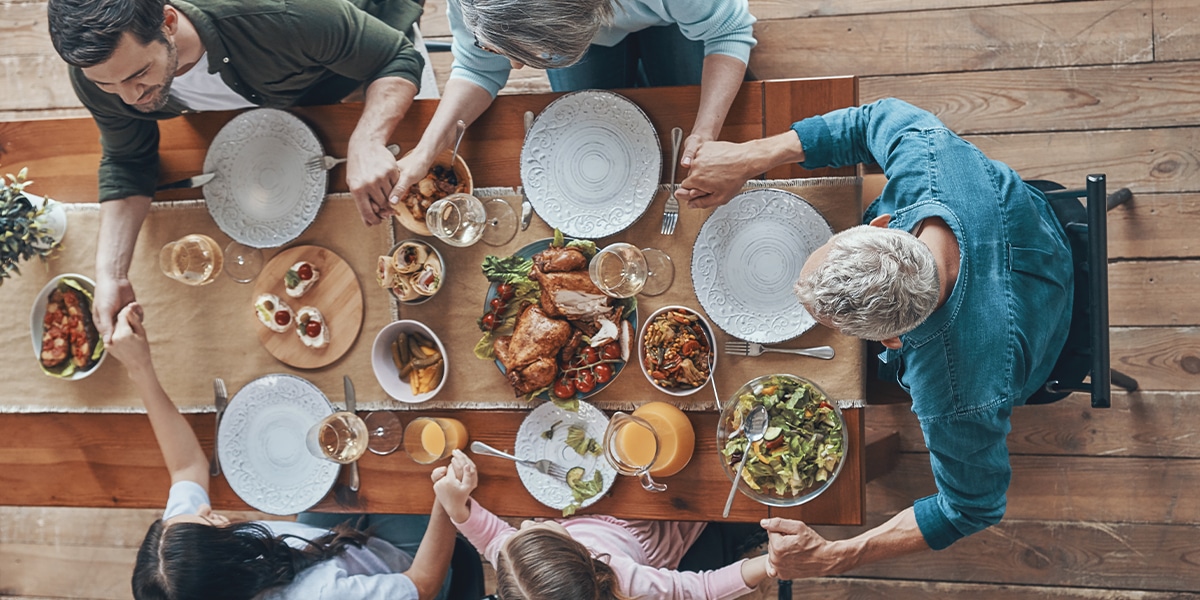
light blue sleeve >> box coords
[445,0,512,97]
[303,562,419,600]
[658,0,757,64]
[163,480,210,519]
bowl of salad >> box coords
[717,374,845,507]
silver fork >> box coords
[660,127,683,235]
[470,441,570,480]
[305,143,400,171]
[210,378,227,477]
[725,341,836,360]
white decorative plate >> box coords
[217,374,338,515]
[204,109,327,248]
[691,188,834,344]
[520,90,660,238]
[514,400,616,511]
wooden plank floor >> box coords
[2,0,1198,597]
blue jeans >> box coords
[547,25,703,91]
[297,513,452,600]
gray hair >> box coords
[794,225,940,341]
[460,0,615,69]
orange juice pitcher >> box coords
[604,413,667,492]
[630,401,695,478]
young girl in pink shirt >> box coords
[432,450,771,599]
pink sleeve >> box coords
[611,555,752,600]
[451,499,517,568]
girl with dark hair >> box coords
[107,303,460,600]
[432,451,773,599]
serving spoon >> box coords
[722,405,768,518]
[450,119,466,169]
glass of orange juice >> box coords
[630,401,695,478]
[603,413,667,492]
[404,417,468,464]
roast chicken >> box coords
[532,268,611,319]
[493,305,572,395]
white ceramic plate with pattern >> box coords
[513,400,616,512]
[691,188,834,344]
[217,373,338,515]
[520,90,660,238]
[204,108,327,248]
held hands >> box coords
[346,139,402,226]
[760,517,846,579]
[431,449,478,523]
[93,274,137,345]
[675,139,759,210]
[106,302,152,377]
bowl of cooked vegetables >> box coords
[638,305,716,397]
[717,374,845,507]
[372,320,447,403]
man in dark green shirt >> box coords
[48,0,426,342]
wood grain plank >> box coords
[860,61,1200,134]
[749,0,1068,21]
[0,543,135,600]
[0,505,269,547]
[856,453,1200,524]
[965,127,1200,195]
[1110,261,1200,326]
[1111,327,1200,392]
[810,520,1200,592]
[0,1,55,58]
[1108,193,1200,259]
[794,577,1200,599]
[750,0,1154,79]
[0,55,79,112]
[866,392,1200,458]
[1154,0,1200,62]
[762,77,858,179]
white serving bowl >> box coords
[29,273,107,380]
[637,305,717,397]
[372,320,448,403]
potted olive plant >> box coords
[0,168,65,285]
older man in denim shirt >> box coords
[677,98,1072,575]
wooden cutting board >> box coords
[252,245,363,369]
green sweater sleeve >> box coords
[69,68,161,202]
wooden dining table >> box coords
[0,77,896,525]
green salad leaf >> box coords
[481,254,534,285]
[564,424,602,456]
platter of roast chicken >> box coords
[475,233,636,404]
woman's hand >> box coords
[432,449,478,523]
[106,303,153,379]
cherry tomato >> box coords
[575,369,597,394]
[600,342,621,360]
[593,363,614,383]
[580,347,600,365]
[490,297,506,311]
[274,310,291,326]
[496,283,515,300]
[297,263,314,280]
[553,376,576,399]
[304,320,322,338]
[480,312,498,331]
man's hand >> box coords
[93,273,137,345]
[679,132,712,171]
[675,139,760,210]
[760,517,847,579]
[431,449,477,523]
[346,139,400,226]
[388,151,435,212]
[107,303,152,377]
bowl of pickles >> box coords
[372,320,447,403]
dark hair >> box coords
[47,0,169,68]
[132,518,370,600]
[496,527,626,600]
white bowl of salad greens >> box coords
[717,374,845,507]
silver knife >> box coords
[157,172,216,191]
[210,378,227,477]
[519,110,535,231]
[343,375,360,493]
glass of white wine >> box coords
[305,411,369,464]
[159,234,223,285]
[426,192,486,247]
[589,242,648,298]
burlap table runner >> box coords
[403,178,866,411]
[0,194,394,412]
[1,179,864,413]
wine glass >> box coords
[223,240,263,283]
[639,248,674,296]
[159,234,223,285]
[425,193,486,247]
[589,242,647,298]
[481,198,518,246]
[364,411,404,456]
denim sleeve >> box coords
[913,403,1013,550]
[445,0,513,97]
[790,98,950,171]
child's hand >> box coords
[106,303,153,378]
[432,449,477,523]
